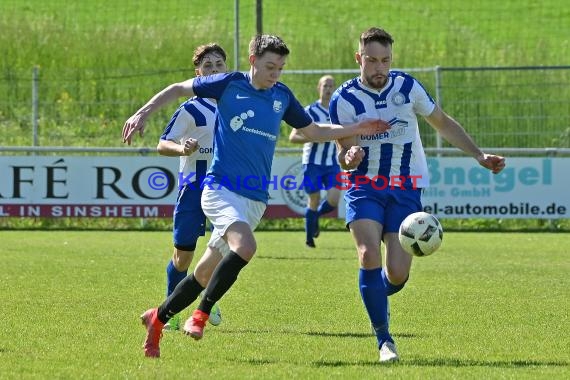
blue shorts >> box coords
[301,163,341,195]
[345,183,422,233]
[173,184,206,251]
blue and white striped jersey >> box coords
[302,101,338,166]
[160,97,216,185]
[329,71,436,188]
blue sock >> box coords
[166,260,187,296]
[305,208,318,242]
[359,268,392,347]
[381,268,408,296]
[317,200,335,216]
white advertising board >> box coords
[0,156,567,219]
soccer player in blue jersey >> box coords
[289,75,341,248]
[331,27,506,362]
[126,34,389,358]
[154,43,227,331]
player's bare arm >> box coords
[336,136,364,170]
[425,105,506,174]
[288,128,310,144]
[122,78,196,145]
[157,138,200,157]
[300,119,390,143]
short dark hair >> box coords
[249,35,290,57]
[193,43,227,67]
[359,27,394,50]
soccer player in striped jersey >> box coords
[331,27,505,362]
[155,43,227,332]
[126,34,389,358]
[289,75,341,248]
[123,43,228,356]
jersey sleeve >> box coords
[305,103,319,122]
[283,90,313,129]
[329,91,357,125]
[192,72,244,100]
[160,102,195,142]
[411,79,436,116]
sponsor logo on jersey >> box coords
[229,109,277,141]
[273,100,282,112]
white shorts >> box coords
[201,186,266,255]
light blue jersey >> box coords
[330,71,436,189]
[302,101,338,166]
[193,72,312,203]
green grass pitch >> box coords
[0,230,568,378]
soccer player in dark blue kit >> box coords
[289,75,341,248]
[125,34,389,358]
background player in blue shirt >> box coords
[125,34,389,358]
[289,75,341,248]
[155,43,227,331]
[333,27,506,363]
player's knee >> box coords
[173,245,196,270]
[382,269,409,296]
[387,276,408,295]
[307,194,320,209]
[327,190,341,207]
[326,197,339,208]
[358,247,380,268]
[233,243,256,260]
[390,271,409,286]
[193,265,211,287]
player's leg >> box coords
[320,186,340,214]
[169,248,193,291]
[168,185,205,293]
[382,234,412,291]
[305,191,320,247]
[345,186,396,362]
[193,246,224,288]
[317,166,341,216]
[186,187,265,339]
[163,185,205,329]
[314,166,342,238]
[381,188,422,294]
[163,248,193,330]
[140,186,207,357]
[349,219,392,344]
[196,221,255,312]
[303,164,320,247]
[193,245,225,326]
[141,245,207,358]
[156,245,225,327]
[370,188,423,362]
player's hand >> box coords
[182,138,199,155]
[357,119,391,136]
[122,113,146,145]
[476,153,506,174]
[344,146,365,169]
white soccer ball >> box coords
[398,212,443,257]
